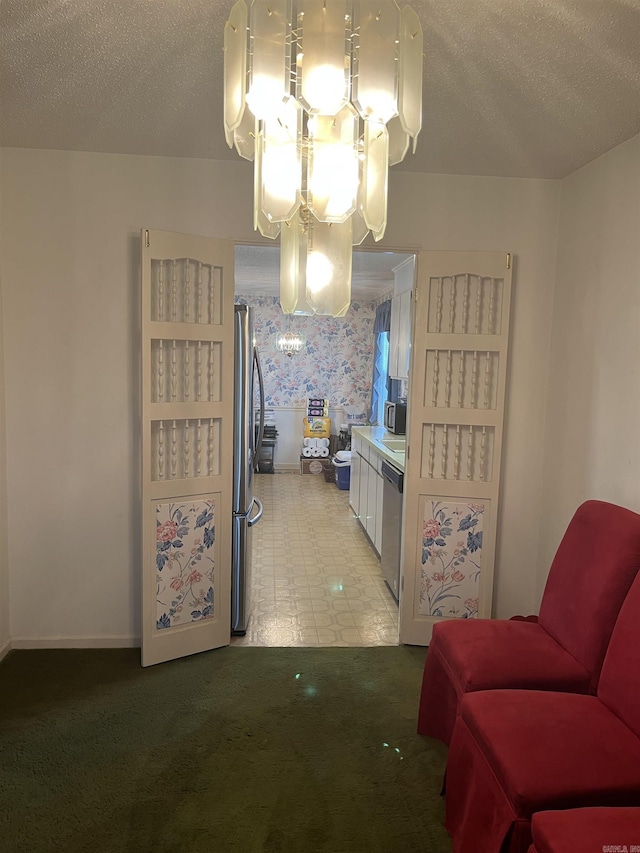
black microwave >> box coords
[384,401,407,435]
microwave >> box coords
[384,401,407,435]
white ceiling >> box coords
[2,1,639,297]
[2,0,640,181]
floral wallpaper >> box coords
[155,499,216,630]
[418,500,484,619]
[236,295,375,411]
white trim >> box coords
[274,463,300,472]
[11,635,140,649]
[0,637,12,662]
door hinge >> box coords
[144,229,150,248]
[506,252,511,270]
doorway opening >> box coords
[231,244,415,648]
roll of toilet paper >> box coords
[318,437,330,448]
[302,447,312,458]
[319,447,330,457]
[310,448,321,457]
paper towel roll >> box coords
[310,448,321,457]
[318,437,330,448]
[319,447,330,457]
[302,447,312,458]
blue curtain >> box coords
[369,300,392,424]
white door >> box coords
[400,251,513,645]
[141,229,235,666]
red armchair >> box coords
[444,572,640,853]
[418,500,640,744]
[528,808,640,853]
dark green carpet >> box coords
[0,646,450,853]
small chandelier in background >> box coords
[276,330,305,357]
[224,0,423,317]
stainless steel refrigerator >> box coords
[232,305,265,635]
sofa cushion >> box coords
[460,689,640,814]
[531,808,640,853]
[432,618,590,693]
[539,500,640,690]
[597,571,640,739]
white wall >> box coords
[0,147,10,657]
[535,134,640,606]
[0,148,560,642]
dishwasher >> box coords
[380,460,404,602]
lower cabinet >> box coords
[375,466,384,554]
[349,445,361,517]
[352,442,384,556]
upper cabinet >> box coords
[388,257,415,380]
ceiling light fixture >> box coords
[276,329,305,356]
[224,0,423,317]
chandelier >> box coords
[224,0,423,317]
[276,329,305,356]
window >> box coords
[372,331,390,425]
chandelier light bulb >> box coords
[303,64,348,114]
[306,252,333,294]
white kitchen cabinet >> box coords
[388,289,412,380]
[359,454,370,530]
[374,468,384,554]
[350,428,397,558]
[349,445,361,517]
[353,444,384,556]
[365,461,377,541]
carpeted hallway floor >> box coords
[0,646,451,853]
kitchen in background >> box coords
[232,246,415,647]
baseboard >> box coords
[11,635,140,649]
[274,463,301,472]
[0,636,11,662]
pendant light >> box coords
[224,0,423,316]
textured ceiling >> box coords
[2,0,640,180]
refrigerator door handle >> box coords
[254,346,265,471]
[247,497,264,528]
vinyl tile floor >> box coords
[231,470,400,647]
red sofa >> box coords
[418,500,640,744]
[444,571,640,853]
[528,808,640,853]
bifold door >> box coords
[141,229,235,666]
[400,251,513,645]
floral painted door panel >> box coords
[419,500,484,618]
[156,500,216,630]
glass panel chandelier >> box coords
[224,0,423,317]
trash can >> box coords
[332,451,352,490]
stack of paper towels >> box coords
[301,437,330,458]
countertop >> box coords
[351,426,406,472]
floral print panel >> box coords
[155,498,216,630]
[418,500,485,619]
[235,295,375,412]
